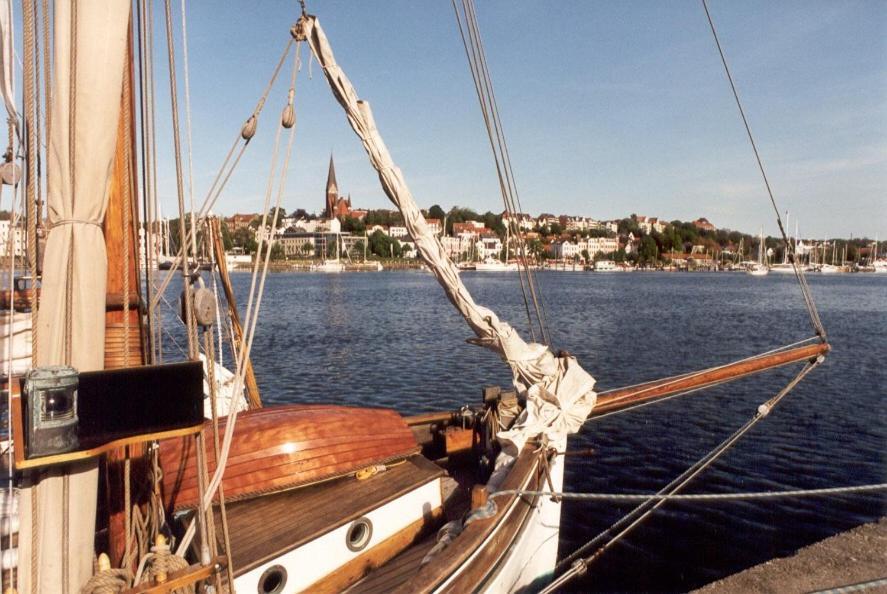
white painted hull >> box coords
[475,262,519,272]
[477,437,565,593]
[746,266,768,276]
[235,478,443,592]
[432,435,566,593]
[311,261,345,273]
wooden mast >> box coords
[103,28,145,370]
[210,217,261,408]
[103,25,148,568]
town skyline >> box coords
[143,2,884,241]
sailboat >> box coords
[0,2,834,593]
[746,227,769,276]
[311,232,345,273]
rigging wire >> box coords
[545,359,823,592]
[162,0,197,358]
[147,37,294,314]
[545,7,835,589]
[494,482,887,502]
[451,0,551,345]
[176,40,303,559]
[701,0,826,340]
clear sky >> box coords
[147,1,885,239]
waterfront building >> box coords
[279,231,317,258]
[585,236,619,257]
[425,218,442,236]
[477,233,503,259]
[388,225,409,238]
[549,240,581,260]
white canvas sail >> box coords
[18,2,131,591]
[0,0,16,129]
[298,15,596,464]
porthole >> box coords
[257,564,287,594]
[346,517,373,552]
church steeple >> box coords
[325,153,338,218]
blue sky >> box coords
[146,1,885,239]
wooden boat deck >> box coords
[217,454,445,577]
[345,533,438,594]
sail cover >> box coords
[19,2,131,592]
[298,16,597,461]
[0,0,16,132]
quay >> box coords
[695,518,887,593]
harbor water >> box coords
[200,270,885,592]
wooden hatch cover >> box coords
[158,404,420,511]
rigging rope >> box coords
[494,483,887,502]
[176,39,302,559]
[701,0,826,340]
[180,0,199,267]
[546,359,822,593]
[162,0,198,359]
[22,0,38,364]
[147,37,294,314]
[451,0,551,345]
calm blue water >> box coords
[170,270,885,592]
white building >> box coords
[502,212,535,231]
[0,220,26,258]
[476,234,503,259]
[549,240,581,260]
[388,225,409,238]
[636,216,666,234]
[585,236,619,257]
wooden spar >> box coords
[403,342,829,426]
[210,217,261,408]
[590,341,829,417]
[103,30,145,370]
[104,27,148,569]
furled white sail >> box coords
[0,0,16,129]
[298,15,596,463]
[18,2,131,592]
[0,312,31,375]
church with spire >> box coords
[325,154,352,219]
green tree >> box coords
[367,229,402,258]
[220,220,233,251]
[301,242,314,258]
[268,207,287,227]
[638,235,659,264]
[340,216,366,234]
[428,204,446,222]
[269,242,285,260]
[233,226,257,254]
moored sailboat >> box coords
[0,2,840,593]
